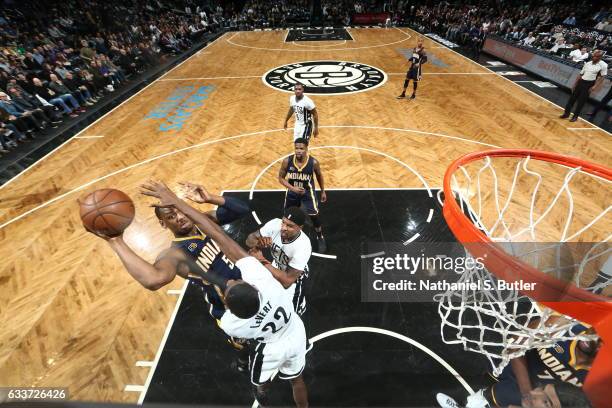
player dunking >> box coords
[284,84,319,141]
[279,137,327,253]
[397,39,427,100]
[84,183,253,371]
[141,180,309,408]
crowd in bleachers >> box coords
[0,0,222,157]
[406,1,611,60]
[224,0,311,30]
[2,0,611,155]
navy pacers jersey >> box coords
[286,154,315,192]
[487,323,591,407]
[173,230,242,319]
[527,323,590,386]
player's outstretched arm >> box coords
[510,355,534,405]
[264,263,302,288]
[141,180,248,263]
[105,236,182,291]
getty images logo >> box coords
[262,61,387,95]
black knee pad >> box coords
[403,79,409,88]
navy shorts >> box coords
[284,189,319,216]
[406,68,420,81]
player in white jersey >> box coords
[141,180,309,408]
[245,207,312,316]
[283,83,319,141]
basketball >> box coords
[79,189,135,237]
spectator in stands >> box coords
[563,13,577,26]
[63,72,98,105]
[592,7,609,24]
[595,18,612,32]
[550,38,570,54]
[499,15,513,34]
[32,77,81,118]
[48,24,65,39]
[88,61,116,92]
[79,40,97,62]
[99,55,127,82]
[23,52,43,72]
[138,42,159,67]
[49,73,93,107]
[15,73,35,95]
[78,69,104,97]
[54,62,71,79]
[115,49,137,77]
[92,59,121,88]
[570,45,589,62]
[0,91,45,135]
[522,32,537,46]
[7,86,62,127]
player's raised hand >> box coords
[141,180,180,208]
[79,217,117,241]
[179,181,210,204]
[256,236,273,249]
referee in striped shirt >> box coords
[561,50,608,122]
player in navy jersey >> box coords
[140,180,309,408]
[484,323,597,407]
[279,137,328,253]
[85,182,252,369]
[397,39,427,100]
[437,323,598,408]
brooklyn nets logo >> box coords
[262,61,387,95]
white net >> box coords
[437,154,611,375]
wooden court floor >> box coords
[0,28,610,402]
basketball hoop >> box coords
[439,149,611,408]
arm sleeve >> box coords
[259,218,281,238]
[215,196,250,225]
[601,63,608,77]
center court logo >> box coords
[262,61,387,95]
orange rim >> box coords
[442,149,612,408]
